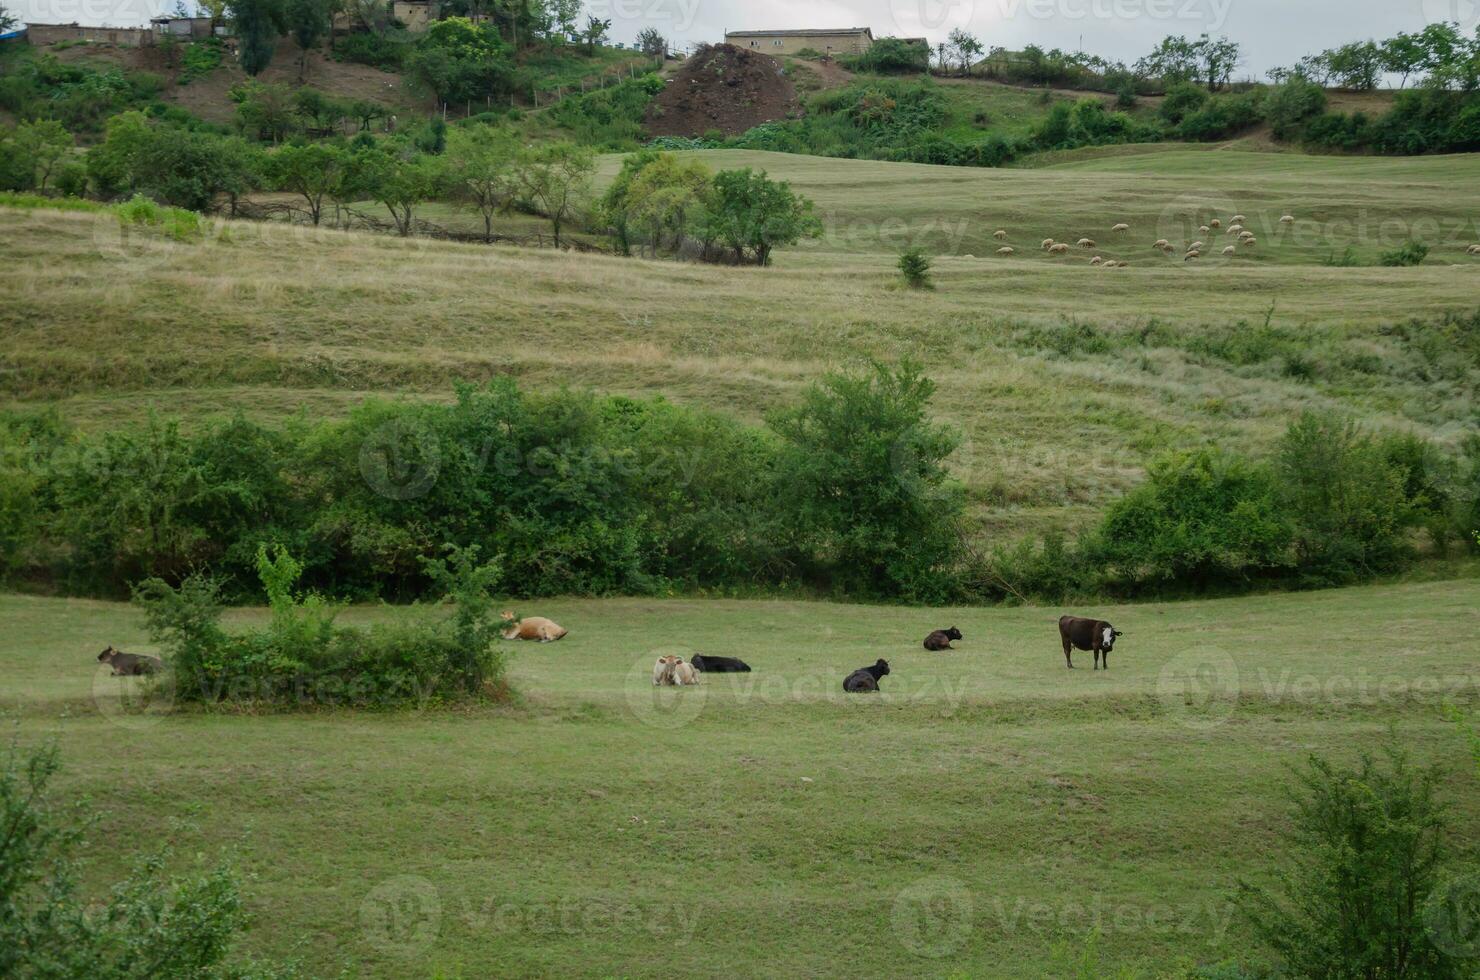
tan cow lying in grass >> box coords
[501,612,568,642]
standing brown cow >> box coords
[1058,616,1122,670]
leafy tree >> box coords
[136,128,258,211]
[1236,745,1472,978]
[1324,40,1384,91]
[598,148,658,256]
[516,140,594,247]
[705,167,820,266]
[1276,413,1414,584]
[229,0,285,76]
[267,141,349,224]
[14,120,73,192]
[1158,81,1208,124]
[86,111,155,197]
[284,0,330,81]
[622,152,712,256]
[444,125,516,241]
[0,2,16,33]
[768,359,964,601]
[1136,35,1200,85]
[945,28,983,75]
[353,147,444,235]
[1194,34,1241,91]
[549,0,579,42]
[636,26,666,59]
[1264,78,1327,139]
[848,36,929,75]
[406,16,511,106]
[580,15,610,55]
[1383,31,1428,89]
[231,80,297,142]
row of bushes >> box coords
[0,366,966,604]
[985,415,1480,601]
[4,370,1476,607]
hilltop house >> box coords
[723,27,873,58]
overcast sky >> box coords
[12,0,1480,79]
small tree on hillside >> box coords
[581,15,610,55]
[516,140,594,247]
[354,147,445,235]
[229,0,285,76]
[1382,31,1427,89]
[267,142,350,224]
[945,28,982,76]
[706,167,820,266]
[284,0,331,81]
[14,120,73,192]
[445,125,517,242]
[898,247,932,289]
[636,26,666,59]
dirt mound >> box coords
[645,44,800,138]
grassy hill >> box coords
[5,579,1479,975]
[3,147,1479,538]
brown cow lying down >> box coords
[97,646,163,676]
[1058,616,1122,670]
[924,627,962,651]
[501,612,568,642]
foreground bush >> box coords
[135,544,508,705]
[0,741,294,978]
[1236,745,1476,978]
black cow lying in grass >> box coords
[96,646,163,676]
[1058,616,1122,670]
[843,659,891,693]
[924,627,962,651]
[690,655,751,673]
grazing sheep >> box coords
[1227,224,1244,236]
[843,659,891,693]
[1160,243,1175,253]
[1089,256,1103,265]
[1185,251,1200,261]
[997,246,1016,255]
[1153,239,1170,250]
[673,660,700,686]
[963,254,975,260]
[1049,243,1071,254]
[1468,244,1480,255]
[1280,215,1295,224]
[1041,238,1055,250]
[993,230,1008,240]
[1077,238,1096,248]
[1112,223,1130,233]
[1188,241,1204,252]
[1210,218,1222,229]
[1242,237,1257,247]
[1116,261,1130,267]
[1231,214,1247,224]
[1199,225,1211,234]
[1222,245,1236,256]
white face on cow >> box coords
[1102,626,1115,651]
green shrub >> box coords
[337,28,412,70]
[898,247,932,288]
[1263,78,1326,140]
[1381,239,1429,267]
[0,741,295,978]
[767,359,966,601]
[179,38,225,83]
[1236,745,1472,978]
[135,543,508,705]
[842,37,929,75]
[1095,449,1293,591]
[1275,413,1416,584]
[1159,82,1208,124]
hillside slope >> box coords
[3,148,1478,537]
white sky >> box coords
[10,0,1480,80]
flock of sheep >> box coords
[981,212,1296,266]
